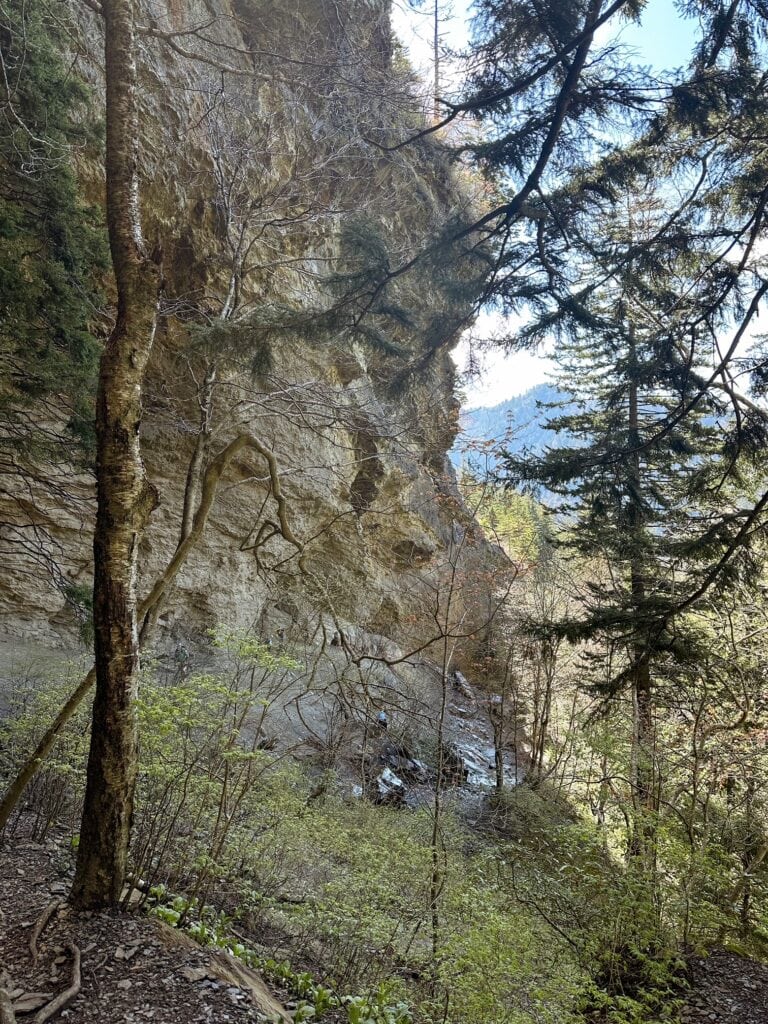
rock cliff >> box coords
[0,0,509,716]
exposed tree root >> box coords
[29,902,61,964]
[32,944,80,1024]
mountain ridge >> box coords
[452,382,562,470]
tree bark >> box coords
[630,647,655,855]
[70,0,161,909]
[179,362,217,543]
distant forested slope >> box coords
[451,383,564,470]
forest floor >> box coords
[2,821,768,1023]
[680,950,768,1023]
[0,827,291,1023]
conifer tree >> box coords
[500,199,746,855]
[457,0,768,719]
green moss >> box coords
[0,0,107,462]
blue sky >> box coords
[617,0,697,72]
[393,0,697,79]
[392,1,699,407]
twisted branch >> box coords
[0,434,303,832]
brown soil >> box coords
[0,830,289,1024]
[681,950,768,1024]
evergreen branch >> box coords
[366,0,633,152]
[674,486,768,618]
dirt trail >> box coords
[0,831,289,1024]
[681,949,768,1024]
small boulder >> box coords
[375,767,407,806]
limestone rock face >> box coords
[0,0,506,682]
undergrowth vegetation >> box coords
[0,627,766,1023]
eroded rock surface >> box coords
[0,0,502,669]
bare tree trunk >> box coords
[428,545,463,984]
[140,361,217,644]
[70,0,161,909]
[530,643,554,783]
[180,362,217,543]
[740,778,758,938]
[630,649,655,857]
[492,649,514,793]
[492,689,505,794]
[429,637,449,972]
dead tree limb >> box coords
[139,432,305,623]
[0,672,94,832]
